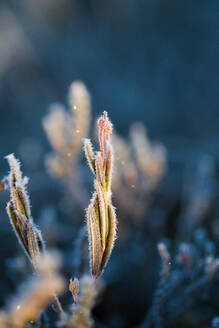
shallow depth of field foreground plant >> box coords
[0,81,219,328]
[84,111,117,279]
[0,100,116,328]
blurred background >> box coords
[0,0,219,158]
[0,1,219,327]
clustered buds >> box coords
[84,111,117,279]
[6,154,45,270]
[43,81,91,179]
[5,154,64,314]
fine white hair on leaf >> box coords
[5,153,22,183]
[84,111,117,279]
[83,138,95,175]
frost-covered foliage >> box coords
[84,111,117,279]
[6,154,45,270]
[0,81,219,328]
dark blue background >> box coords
[0,0,218,165]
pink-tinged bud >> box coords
[97,111,113,161]
[85,112,116,279]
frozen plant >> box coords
[6,154,44,270]
[84,111,117,279]
[5,154,63,314]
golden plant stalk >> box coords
[111,122,167,221]
[130,123,166,184]
[84,111,117,279]
[112,132,138,190]
[43,81,91,179]
[5,154,63,314]
[0,252,64,328]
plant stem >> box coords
[54,294,64,314]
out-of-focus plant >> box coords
[43,81,91,210]
[43,81,91,179]
[212,317,219,328]
[0,6,34,76]
[59,275,102,328]
[177,155,216,241]
[112,123,167,223]
[141,234,219,328]
[0,251,64,328]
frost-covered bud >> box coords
[84,112,117,279]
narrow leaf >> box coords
[7,202,30,257]
[87,204,101,279]
[100,203,117,272]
